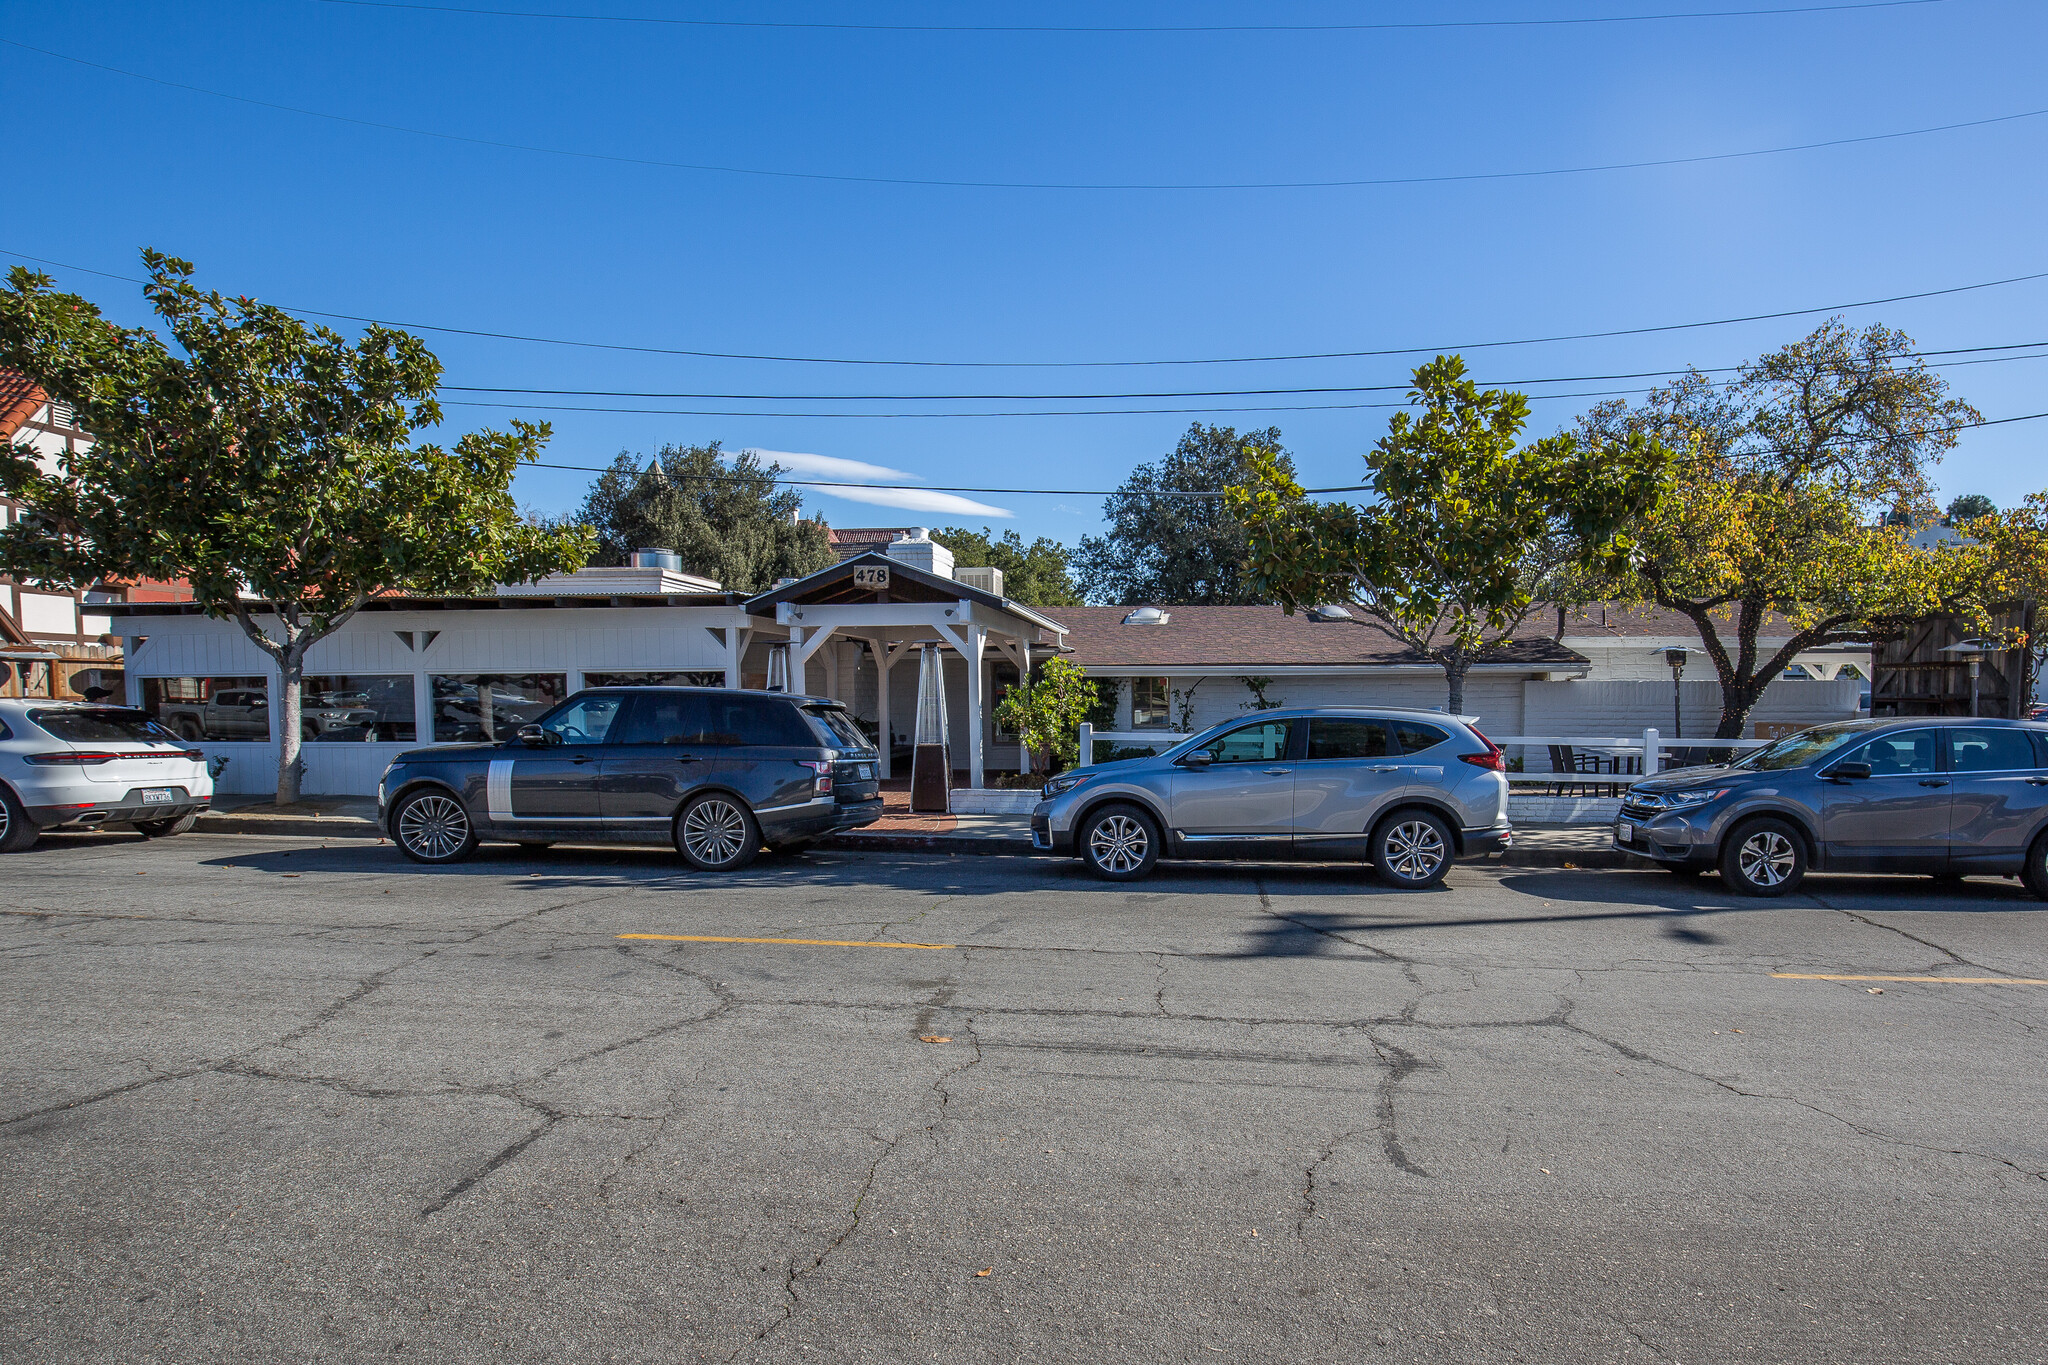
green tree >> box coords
[1580,321,1984,737]
[993,657,1098,773]
[574,443,833,593]
[1075,423,1300,604]
[1229,356,1668,714]
[1946,493,1996,525]
[0,253,592,803]
[930,526,1081,605]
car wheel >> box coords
[135,813,199,838]
[1373,809,1453,889]
[392,789,479,864]
[675,793,760,872]
[1079,803,1159,881]
[1719,818,1806,897]
[0,785,38,853]
[2023,833,2048,902]
[176,718,202,741]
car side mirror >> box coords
[1179,751,1213,768]
[516,724,550,747]
[1826,761,1871,782]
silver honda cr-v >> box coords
[1030,707,1512,885]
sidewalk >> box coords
[194,795,1634,868]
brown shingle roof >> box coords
[1055,604,1586,670]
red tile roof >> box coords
[1053,604,1585,670]
[826,526,919,562]
[0,369,44,442]
[1558,601,1805,640]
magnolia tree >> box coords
[1580,321,1985,737]
[993,657,1098,774]
[1228,356,1669,714]
[0,253,594,803]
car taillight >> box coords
[25,751,118,765]
[1460,728,1506,771]
[799,759,833,794]
[182,749,206,762]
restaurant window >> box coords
[1130,677,1171,729]
[139,676,273,741]
[300,674,417,742]
[582,670,727,688]
[430,673,569,742]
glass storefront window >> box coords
[300,674,418,742]
[430,673,569,742]
[139,676,273,742]
[582,670,727,688]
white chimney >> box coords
[885,529,954,580]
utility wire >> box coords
[7,245,2046,371]
[311,0,1957,34]
[5,36,2041,192]
[518,407,2048,493]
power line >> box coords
[517,408,2048,493]
[311,0,1957,34]
[5,37,2041,192]
[8,244,2046,371]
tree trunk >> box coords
[276,649,305,804]
[1714,676,1767,739]
[1443,660,1470,716]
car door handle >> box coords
[674,755,700,764]
[2029,776,2048,786]
[1263,767,1291,775]
[1918,778,1949,787]
[571,754,596,765]
[1371,765,1401,773]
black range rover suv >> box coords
[377,687,883,868]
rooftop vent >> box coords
[1306,604,1354,622]
[629,548,683,572]
[1121,606,1171,625]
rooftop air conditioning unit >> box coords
[953,565,1004,597]
[629,548,683,572]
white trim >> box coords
[487,759,513,820]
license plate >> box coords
[142,789,174,805]
[1616,822,1633,842]
[857,764,873,780]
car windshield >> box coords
[802,705,875,752]
[30,708,182,744]
[1732,722,1870,771]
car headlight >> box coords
[1041,772,1092,799]
[1662,787,1730,810]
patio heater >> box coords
[1938,639,1989,716]
[910,643,951,813]
[1663,646,1689,741]
[765,644,790,693]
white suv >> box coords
[0,699,214,852]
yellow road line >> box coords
[1772,973,2048,986]
[618,932,956,951]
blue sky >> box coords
[7,0,2045,543]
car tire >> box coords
[0,784,39,854]
[2023,832,2048,902]
[391,788,479,864]
[1372,808,1454,889]
[1719,817,1806,897]
[1079,803,1160,881]
[674,793,760,872]
[135,813,199,838]
[175,718,203,741]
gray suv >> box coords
[1617,718,2048,898]
[1031,707,1512,886]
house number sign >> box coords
[852,565,891,590]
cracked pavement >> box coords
[3,832,2047,1362]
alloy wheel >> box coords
[682,799,749,867]
[1738,830,1796,887]
[1383,820,1447,882]
[0,798,10,844]
[398,794,470,860]
[1088,814,1149,874]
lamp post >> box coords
[1663,646,1689,740]
[1937,639,1989,717]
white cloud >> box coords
[728,446,1013,519]
[811,483,1015,519]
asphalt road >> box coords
[3,832,2046,1364]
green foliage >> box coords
[1229,355,1668,713]
[1238,676,1283,711]
[929,525,1082,605]
[573,443,833,593]
[0,252,591,801]
[1075,423,1300,604]
[992,657,1098,773]
[1946,493,1996,525]
[1580,320,1985,737]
